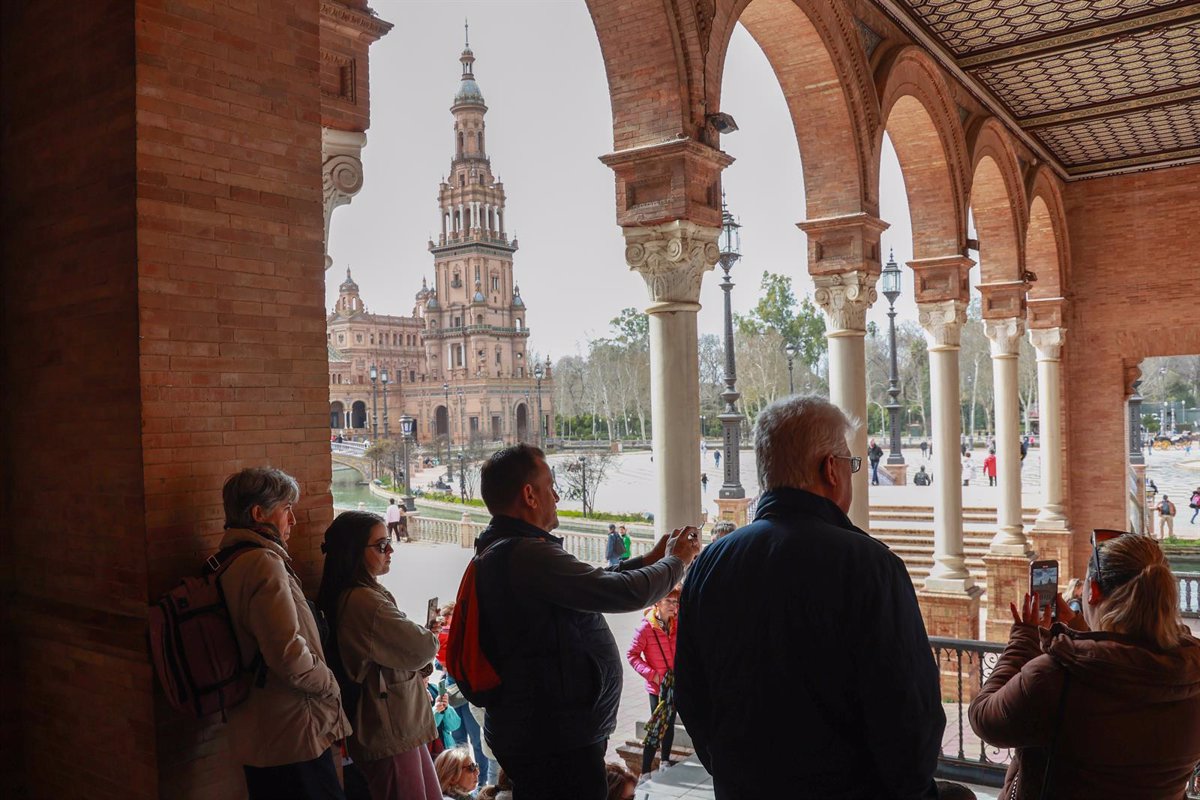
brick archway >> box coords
[969,118,1027,286]
[1025,167,1070,301]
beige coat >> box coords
[218,528,351,767]
[336,585,439,763]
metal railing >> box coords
[928,636,1009,787]
[1180,573,1200,619]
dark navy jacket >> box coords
[473,515,682,757]
[675,488,943,799]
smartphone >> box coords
[1029,560,1059,622]
[426,596,439,630]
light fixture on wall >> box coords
[706,112,739,134]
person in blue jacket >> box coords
[676,396,946,800]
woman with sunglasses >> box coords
[969,532,1200,799]
[433,747,480,799]
[317,511,442,800]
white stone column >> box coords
[624,221,719,537]
[322,128,366,270]
[813,272,877,529]
[918,300,975,591]
[984,317,1031,555]
[1029,327,1069,530]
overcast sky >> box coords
[328,0,950,359]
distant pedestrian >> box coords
[920,440,928,460]
[1190,487,1200,525]
[620,525,632,562]
[709,521,736,541]
[386,498,408,543]
[1019,437,1028,463]
[983,450,997,487]
[868,440,883,486]
[700,473,708,493]
[714,450,721,468]
[962,452,975,487]
[913,465,932,486]
[1158,495,1176,539]
[605,524,623,568]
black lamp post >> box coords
[457,386,465,449]
[443,381,453,480]
[1128,379,1144,466]
[717,194,745,501]
[881,249,905,466]
[369,364,379,440]
[381,367,390,437]
[400,414,416,511]
[784,343,797,395]
[457,452,466,504]
[578,455,588,517]
[534,361,545,448]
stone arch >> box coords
[1025,166,1070,300]
[434,405,449,438]
[330,401,345,429]
[515,402,529,443]
[967,118,1026,285]
[876,47,970,259]
[709,0,879,218]
[350,400,367,429]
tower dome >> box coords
[339,267,359,293]
[512,284,525,309]
[452,22,486,110]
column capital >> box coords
[796,212,889,278]
[977,280,1028,321]
[813,270,878,333]
[622,220,720,311]
[984,316,1025,358]
[600,139,733,229]
[917,299,968,349]
[323,128,366,270]
[1027,296,1067,330]
[1028,326,1066,360]
[908,255,972,305]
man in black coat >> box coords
[472,444,700,800]
[676,396,944,799]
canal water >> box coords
[332,464,388,511]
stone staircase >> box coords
[868,505,1039,587]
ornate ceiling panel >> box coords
[878,0,1200,177]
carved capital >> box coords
[623,220,720,309]
[813,271,878,333]
[1028,326,1066,360]
[977,280,1027,321]
[917,300,968,349]
[1027,296,1067,330]
[984,317,1025,358]
[323,128,366,269]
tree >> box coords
[735,272,827,369]
[556,452,616,515]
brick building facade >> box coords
[327,38,552,449]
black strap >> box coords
[1039,672,1071,799]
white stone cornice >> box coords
[984,317,1025,358]
[323,128,367,270]
[1028,326,1066,361]
[622,221,720,311]
[812,271,878,333]
[917,300,968,350]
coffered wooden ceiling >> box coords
[873,0,1200,178]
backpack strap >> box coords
[205,541,269,687]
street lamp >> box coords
[784,343,797,395]
[457,452,466,504]
[1128,379,1145,466]
[717,194,745,501]
[457,386,465,451]
[380,367,390,438]
[534,361,545,448]
[369,364,379,440]
[881,249,905,468]
[578,455,588,517]
[443,381,453,481]
[400,414,416,511]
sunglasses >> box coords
[1090,529,1125,593]
[463,763,479,773]
[365,540,394,554]
[833,455,862,473]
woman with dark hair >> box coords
[317,511,441,800]
[970,532,1200,799]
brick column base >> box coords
[881,462,908,485]
[1029,528,1073,582]
[713,497,750,528]
[918,586,983,701]
[982,552,1033,642]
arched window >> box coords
[457,131,463,154]
[476,132,482,151]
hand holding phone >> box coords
[1029,560,1059,623]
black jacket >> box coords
[473,515,683,756]
[675,488,943,799]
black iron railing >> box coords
[1179,572,1200,619]
[928,636,1009,787]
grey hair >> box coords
[222,467,301,529]
[754,395,859,492]
[710,521,737,540]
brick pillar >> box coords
[918,587,983,700]
[713,497,750,527]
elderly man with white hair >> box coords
[675,396,945,800]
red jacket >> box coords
[626,610,676,695]
[982,453,997,478]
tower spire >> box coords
[464,17,469,49]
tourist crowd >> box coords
[199,393,1199,800]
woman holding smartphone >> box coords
[969,532,1200,799]
[626,586,681,775]
[317,511,442,800]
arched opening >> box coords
[515,403,529,443]
[351,400,367,429]
[434,405,449,438]
[330,401,345,429]
[971,154,1023,285]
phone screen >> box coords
[426,597,439,630]
[1030,562,1059,619]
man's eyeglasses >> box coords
[833,455,862,473]
[1090,528,1124,593]
[365,540,394,554]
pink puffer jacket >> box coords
[626,610,677,695]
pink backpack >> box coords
[148,542,263,717]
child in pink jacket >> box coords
[626,586,680,775]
